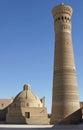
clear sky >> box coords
[0,0,83,113]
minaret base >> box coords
[51,108,82,125]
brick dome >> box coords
[13,84,43,107]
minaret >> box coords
[51,3,80,124]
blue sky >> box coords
[0,0,83,113]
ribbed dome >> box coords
[13,84,43,107]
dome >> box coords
[13,84,43,107]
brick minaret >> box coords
[51,3,80,124]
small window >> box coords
[58,17,60,20]
[25,112,30,118]
[62,16,63,20]
[1,104,4,107]
[65,16,66,19]
[26,103,29,107]
[68,17,69,20]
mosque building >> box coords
[0,84,49,124]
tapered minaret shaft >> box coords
[51,3,80,124]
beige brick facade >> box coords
[0,84,49,124]
[51,3,80,124]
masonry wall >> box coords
[6,107,49,124]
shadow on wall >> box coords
[0,105,10,124]
[0,103,26,124]
[6,103,26,124]
[53,107,83,126]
